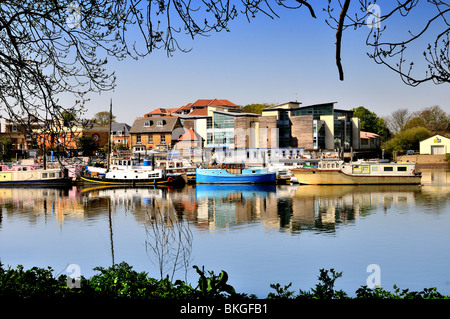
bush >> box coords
[0,262,448,300]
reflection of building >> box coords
[0,187,84,224]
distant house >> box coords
[172,99,239,115]
[175,128,204,150]
[360,131,381,151]
[144,108,178,117]
[111,123,131,149]
[129,116,183,153]
[420,134,450,155]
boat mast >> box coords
[106,99,112,172]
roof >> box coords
[190,99,238,107]
[178,128,204,141]
[111,122,131,134]
[129,117,181,133]
[420,134,450,143]
[360,131,380,139]
[188,108,208,116]
[144,108,179,117]
[213,110,260,117]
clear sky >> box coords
[71,1,450,125]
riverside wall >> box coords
[397,154,449,168]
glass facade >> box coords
[291,104,334,120]
[214,113,234,129]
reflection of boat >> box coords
[81,167,186,187]
[293,184,422,198]
[195,183,276,198]
[196,163,276,184]
[291,160,422,185]
[0,168,72,187]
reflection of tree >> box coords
[145,208,193,282]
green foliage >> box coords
[241,103,274,115]
[267,282,295,299]
[351,106,391,141]
[382,126,433,153]
[193,265,237,298]
[0,262,448,300]
[0,138,13,161]
[76,135,98,156]
[355,285,445,299]
[296,268,347,299]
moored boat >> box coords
[81,167,186,186]
[291,160,422,185]
[0,168,72,187]
[196,163,276,184]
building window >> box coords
[136,135,141,143]
[148,135,153,143]
[144,121,150,127]
[160,134,165,143]
[157,120,164,127]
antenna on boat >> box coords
[106,99,112,173]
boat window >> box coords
[49,173,55,178]
[397,167,407,172]
[383,167,394,172]
[362,166,370,173]
[372,166,378,172]
[42,173,48,179]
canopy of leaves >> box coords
[351,106,391,140]
[382,126,433,153]
[241,103,275,115]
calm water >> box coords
[0,168,449,297]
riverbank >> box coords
[397,154,449,168]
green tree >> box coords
[382,126,433,153]
[76,136,98,156]
[404,117,427,131]
[0,138,13,161]
[351,106,391,141]
[92,111,116,126]
[417,105,450,134]
[241,103,275,115]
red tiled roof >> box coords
[360,131,380,139]
[188,108,208,116]
[190,99,238,107]
[178,129,203,141]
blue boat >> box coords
[196,163,276,184]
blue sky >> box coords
[73,1,450,125]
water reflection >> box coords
[0,169,449,234]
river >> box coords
[0,168,449,298]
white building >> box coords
[420,135,450,154]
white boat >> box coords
[153,158,197,184]
[291,160,422,185]
[0,167,72,187]
[81,166,186,186]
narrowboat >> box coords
[0,167,72,187]
[196,163,276,184]
[291,160,422,185]
[80,167,186,186]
